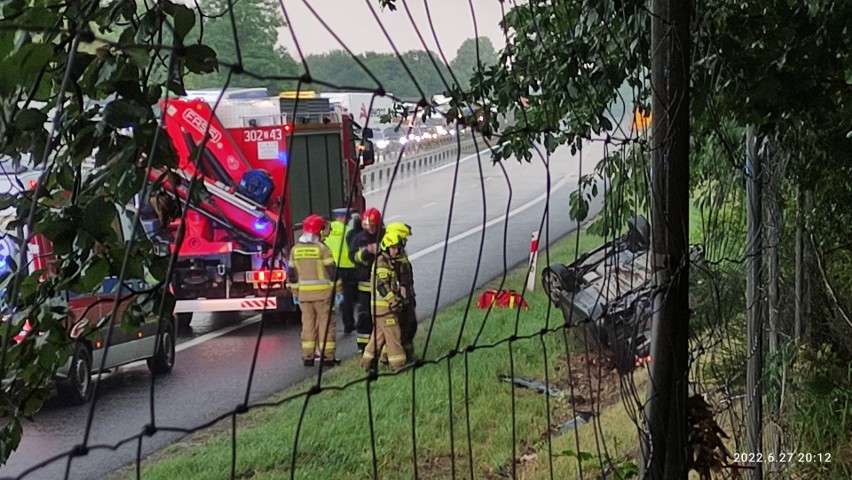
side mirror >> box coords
[359,140,375,168]
[362,127,374,139]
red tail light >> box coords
[247,270,286,283]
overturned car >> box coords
[542,215,701,374]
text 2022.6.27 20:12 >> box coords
[732,452,832,464]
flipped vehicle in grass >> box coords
[542,215,702,373]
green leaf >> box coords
[172,6,196,42]
[80,257,110,293]
[183,44,218,74]
[81,197,117,239]
[102,99,149,128]
[123,47,150,70]
[13,109,46,131]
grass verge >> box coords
[117,226,652,480]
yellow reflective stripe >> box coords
[358,282,371,292]
[356,335,370,344]
[323,258,335,266]
[362,351,374,359]
[299,279,332,285]
[319,342,336,349]
[299,284,334,292]
[384,317,396,325]
[301,341,316,349]
[371,299,390,306]
[388,354,406,363]
[293,247,321,259]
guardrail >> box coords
[362,133,479,192]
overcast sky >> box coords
[278,0,507,58]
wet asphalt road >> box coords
[0,142,606,480]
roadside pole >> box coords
[526,231,540,292]
[640,0,691,476]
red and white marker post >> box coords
[526,230,540,292]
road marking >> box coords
[119,316,264,371]
[422,201,436,208]
[409,174,575,262]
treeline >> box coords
[183,0,498,98]
[302,38,498,98]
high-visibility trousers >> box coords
[361,312,406,372]
[300,298,335,360]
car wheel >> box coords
[176,312,192,329]
[542,264,572,305]
[627,215,651,252]
[147,320,176,375]
[57,342,93,405]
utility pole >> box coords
[745,125,763,480]
[640,0,691,477]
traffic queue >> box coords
[290,208,417,373]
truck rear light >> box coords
[246,270,286,283]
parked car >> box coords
[7,196,176,405]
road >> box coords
[0,141,606,480]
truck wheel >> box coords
[177,313,192,329]
[147,321,176,375]
[57,343,93,405]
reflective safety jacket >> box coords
[371,252,402,315]
[349,227,383,292]
[324,220,355,269]
[288,241,340,302]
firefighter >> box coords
[289,214,341,367]
[324,208,358,334]
[348,207,384,352]
[384,222,416,360]
[361,230,407,372]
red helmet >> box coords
[362,208,382,229]
[303,214,325,235]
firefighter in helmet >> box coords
[289,214,341,367]
[361,230,407,372]
[348,207,383,352]
[384,222,416,360]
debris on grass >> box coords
[499,375,561,397]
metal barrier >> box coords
[362,134,479,192]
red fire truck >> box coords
[147,91,367,327]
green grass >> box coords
[119,226,637,480]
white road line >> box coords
[119,316,264,371]
[409,174,575,262]
[422,201,436,208]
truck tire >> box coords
[177,313,192,329]
[147,321,176,375]
[57,342,93,405]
